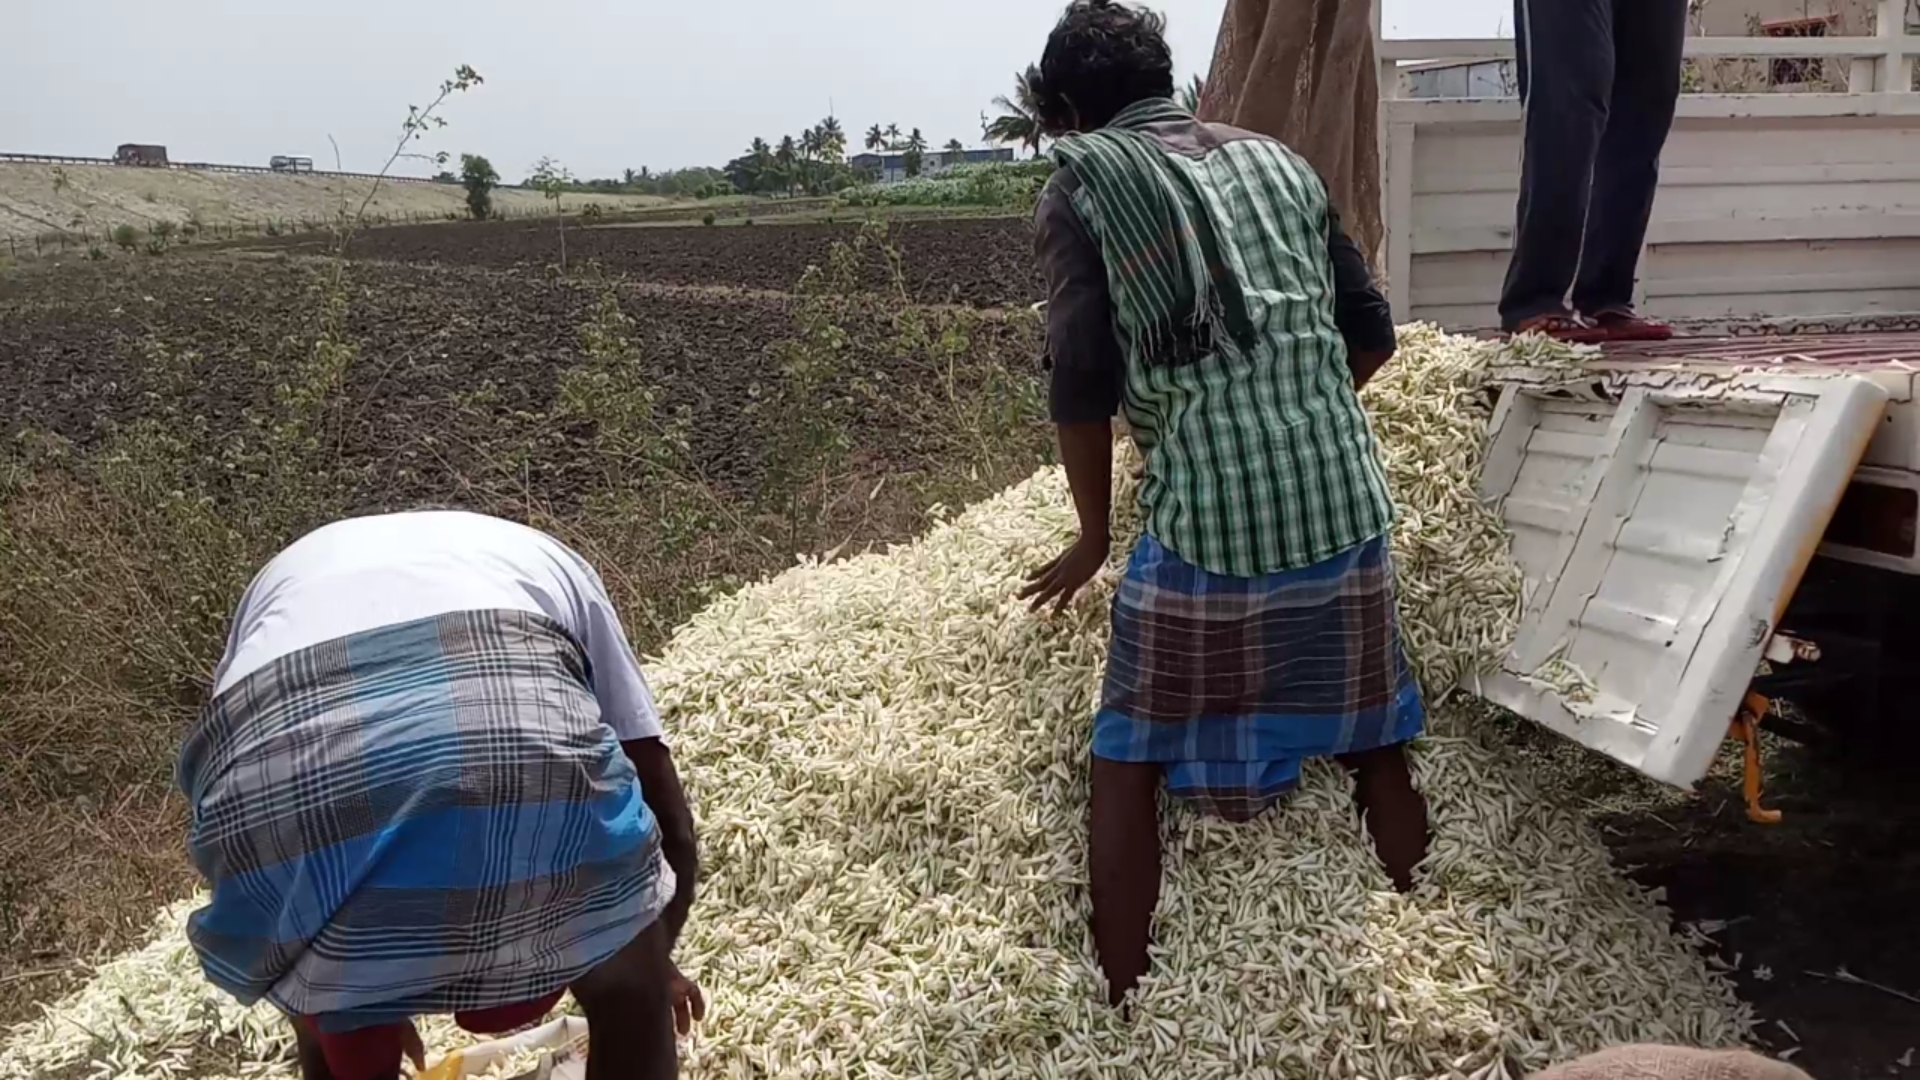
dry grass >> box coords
[0,162,668,243]
[0,467,220,1018]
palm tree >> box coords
[865,124,886,152]
[900,128,929,179]
[884,123,902,150]
[985,69,1047,158]
[727,140,768,194]
[943,138,965,168]
[799,127,826,193]
[752,138,775,193]
[749,138,774,194]
[818,116,847,162]
[1179,74,1204,113]
[775,135,799,196]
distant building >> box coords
[1399,57,1517,99]
[849,147,1015,184]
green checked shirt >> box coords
[1038,98,1397,577]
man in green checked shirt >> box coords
[1014,0,1432,1006]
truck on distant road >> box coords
[114,143,168,166]
[269,155,314,173]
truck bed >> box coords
[1585,330,1920,499]
[1601,330,1920,372]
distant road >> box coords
[0,159,667,247]
[0,151,441,186]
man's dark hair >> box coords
[1031,0,1176,133]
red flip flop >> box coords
[1587,309,1674,342]
[1503,313,1610,345]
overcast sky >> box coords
[6,0,1508,181]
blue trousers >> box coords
[1499,0,1689,328]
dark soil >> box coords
[1597,752,1920,1080]
[0,253,1043,509]
[1497,711,1920,1080]
[255,215,1045,307]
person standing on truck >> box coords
[177,511,704,1080]
[1016,0,1431,1007]
[1499,0,1688,342]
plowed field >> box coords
[263,214,1045,306]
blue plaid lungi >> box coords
[1094,532,1425,821]
[177,609,670,1033]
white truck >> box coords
[1376,8,1920,795]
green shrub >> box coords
[702,211,716,226]
[462,153,499,221]
[111,224,139,251]
[87,243,108,261]
[839,160,1055,211]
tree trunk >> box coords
[1196,0,1383,270]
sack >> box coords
[1196,0,1383,269]
[1532,1045,1813,1080]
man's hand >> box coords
[668,963,707,1036]
[1033,419,1115,615]
[1019,533,1111,615]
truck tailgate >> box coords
[1472,371,1887,787]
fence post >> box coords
[1372,0,1398,275]
[1877,0,1913,92]
[1850,38,1877,92]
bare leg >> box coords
[1089,757,1163,1007]
[291,1022,337,1080]
[1336,743,1429,891]
[289,1018,410,1080]
[572,919,678,1080]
